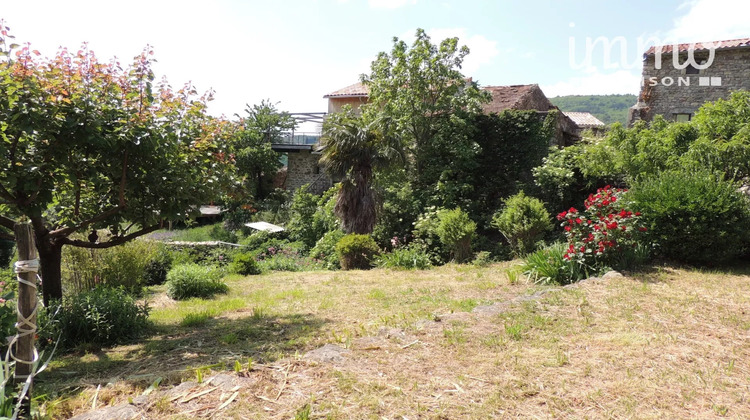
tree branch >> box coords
[60,223,160,249]
[47,205,124,238]
[0,183,15,202]
[0,214,15,230]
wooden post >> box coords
[13,222,38,418]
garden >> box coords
[0,23,750,419]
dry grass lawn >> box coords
[37,263,750,419]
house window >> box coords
[674,113,691,122]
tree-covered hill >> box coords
[549,94,637,126]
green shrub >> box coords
[628,170,750,265]
[287,187,320,248]
[377,242,433,270]
[436,208,476,263]
[62,239,162,294]
[412,206,448,261]
[166,264,228,300]
[143,243,173,286]
[287,186,339,250]
[310,230,345,270]
[335,234,380,270]
[258,249,323,272]
[492,191,552,256]
[210,224,239,243]
[230,252,261,275]
[166,243,239,267]
[522,242,589,285]
[44,287,150,349]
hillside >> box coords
[550,94,637,126]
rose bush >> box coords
[557,186,649,270]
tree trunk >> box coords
[36,236,63,306]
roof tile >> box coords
[323,82,369,98]
[563,111,606,128]
[645,37,750,55]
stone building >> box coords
[278,81,587,194]
[482,84,581,145]
[629,37,750,125]
[271,142,331,195]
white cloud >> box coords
[399,28,499,76]
[666,0,750,43]
[541,70,641,98]
[368,0,416,9]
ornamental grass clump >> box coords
[557,185,649,271]
[166,264,228,300]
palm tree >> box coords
[319,106,402,234]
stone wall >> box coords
[630,48,750,125]
[286,150,332,194]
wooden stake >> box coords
[14,222,38,418]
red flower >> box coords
[564,226,571,232]
[639,227,647,232]
[575,217,582,224]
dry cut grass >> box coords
[37,263,750,419]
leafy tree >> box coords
[0,26,232,303]
[362,28,490,188]
[232,100,295,198]
[319,106,402,234]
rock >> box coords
[602,270,624,280]
[207,373,239,391]
[303,344,350,364]
[69,404,141,420]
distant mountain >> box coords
[549,94,637,126]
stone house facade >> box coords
[278,81,587,195]
[629,37,750,125]
[481,84,580,146]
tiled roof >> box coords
[323,82,370,98]
[645,37,750,55]
[481,84,553,114]
[563,112,606,128]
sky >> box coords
[2,0,749,126]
